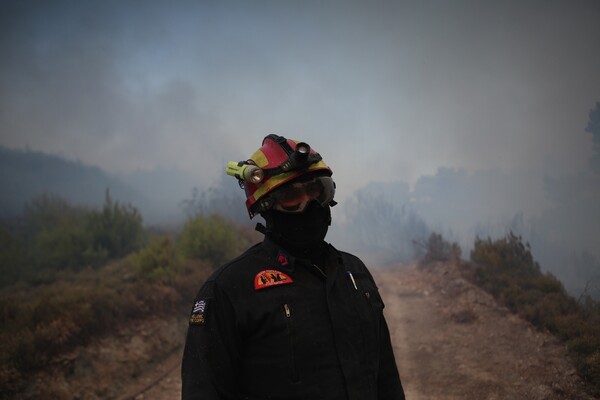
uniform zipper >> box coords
[283,303,299,383]
[346,271,358,290]
[347,271,372,302]
[312,263,326,278]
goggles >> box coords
[267,176,335,213]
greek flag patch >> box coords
[190,299,208,326]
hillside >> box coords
[0,146,141,216]
[69,261,594,400]
[0,146,197,224]
[383,262,593,399]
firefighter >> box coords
[182,134,405,400]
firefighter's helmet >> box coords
[226,134,333,218]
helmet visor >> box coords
[271,176,335,213]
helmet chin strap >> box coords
[255,222,268,235]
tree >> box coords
[87,189,144,259]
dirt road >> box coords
[130,263,593,400]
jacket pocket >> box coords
[346,273,384,365]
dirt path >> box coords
[120,351,182,400]
[129,262,594,400]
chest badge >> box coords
[254,269,294,290]
[277,250,289,266]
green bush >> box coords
[0,227,27,286]
[129,236,181,282]
[86,190,144,259]
[0,192,146,288]
[471,232,539,277]
[32,220,95,270]
[179,213,250,266]
[422,232,462,265]
[23,194,99,272]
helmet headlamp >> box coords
[225,134,333,218]
[226,161,265,183]
[226,138,321,184]
[295,142,310,157]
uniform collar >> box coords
[260,236,343,272]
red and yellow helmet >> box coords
[226,134,332,218]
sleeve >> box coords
[377,314,406,400]
[181,280,242,400]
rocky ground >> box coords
[27,261,596,399]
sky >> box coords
[1,0,600,203]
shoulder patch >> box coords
[189,299,208,325]
[254,270,294,290]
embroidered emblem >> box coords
[190,300,208,325]
[254,270,294,290]
[277,250,289,266]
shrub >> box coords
[23,194,101,271]
[86,190,145,260]
[1,192,146,288]
[179,213,251,266]
[32,220,96,270]
[422,232,462,265]
[0,227,27,286]
[471,232,539,277]
[129,236,181,282]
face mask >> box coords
[263,201,331,253]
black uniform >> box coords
[181,238,405,400]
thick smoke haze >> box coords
[1,1,600,294]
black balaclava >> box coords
[261,200,331,259]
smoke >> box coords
[1,0,600,294]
